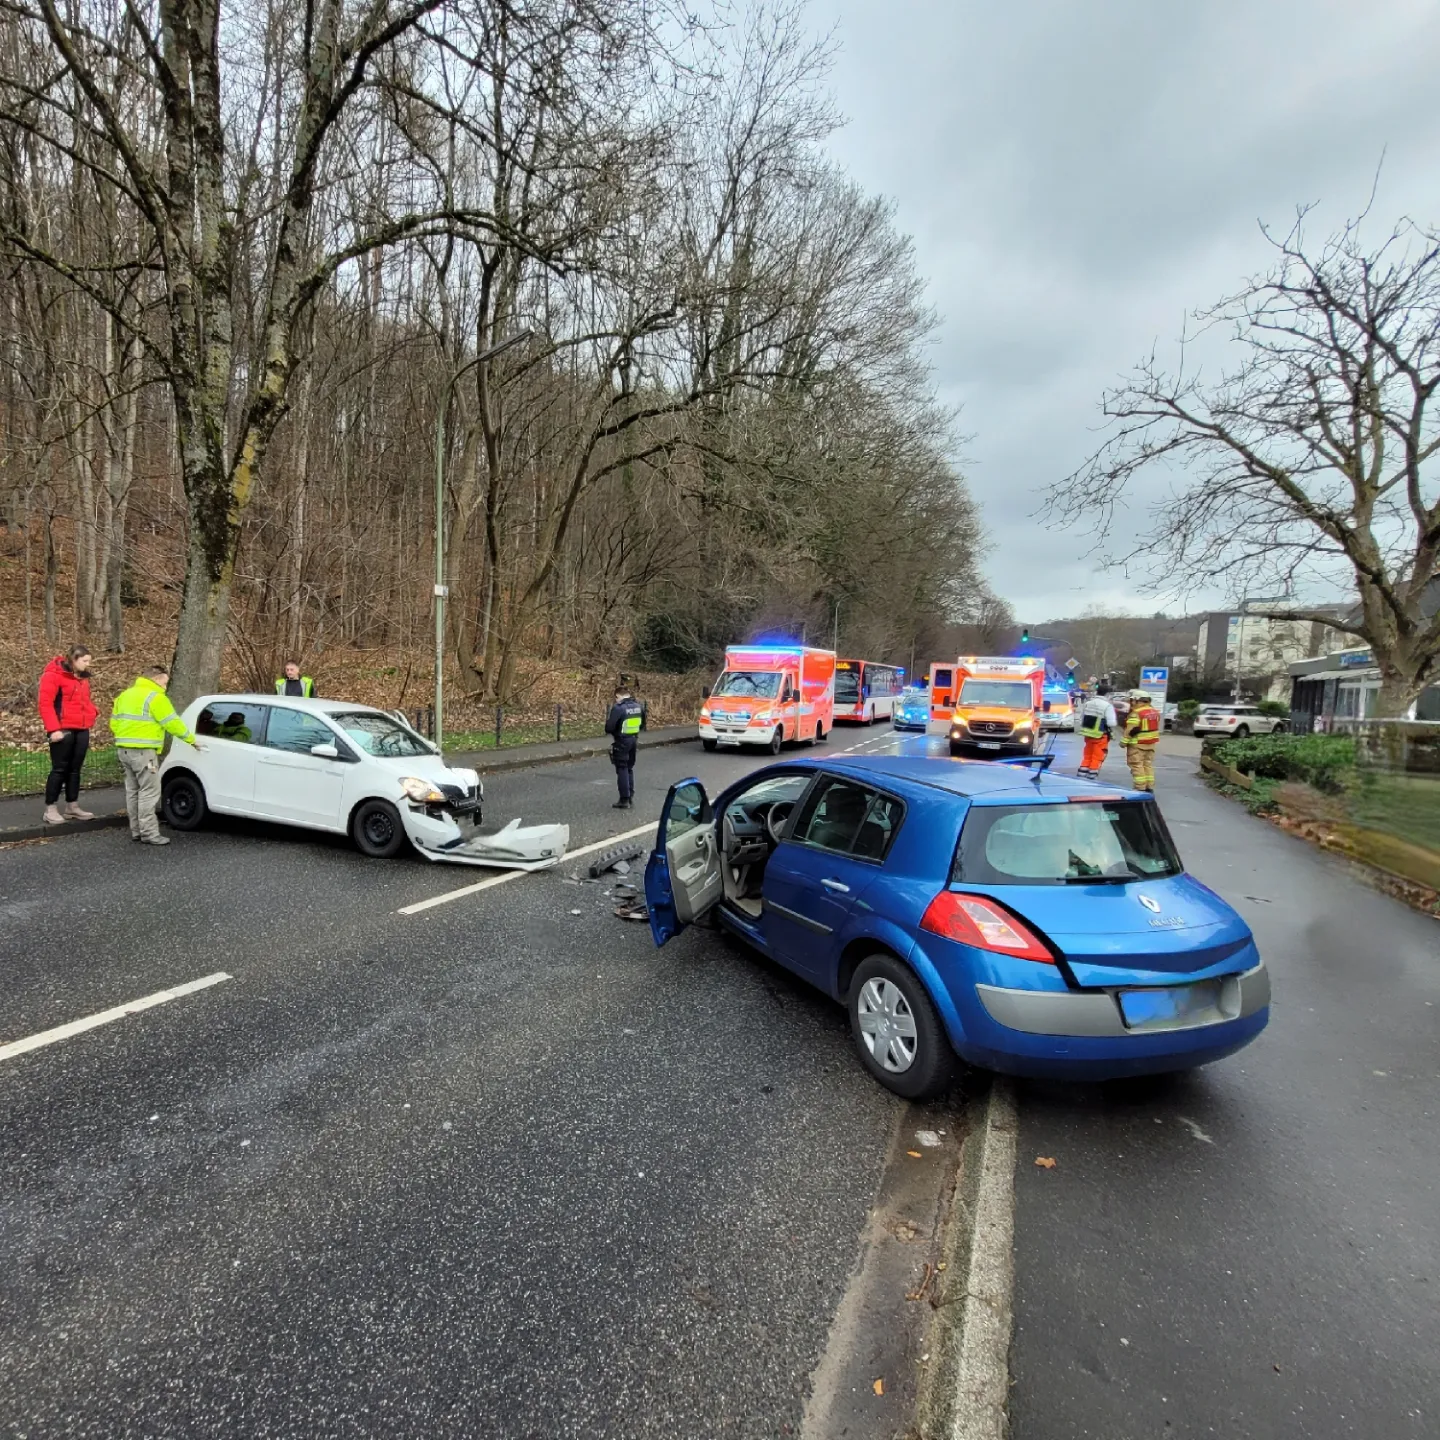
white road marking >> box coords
[399,821,656,915]
[0,971,232,1064]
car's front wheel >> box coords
[767,726,784,755]
[813,723,826,745]
[351,798,408,859]
[161,774,207,831]
[848,954,956,1099]
[702,738,718,752]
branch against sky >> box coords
[1045,208,1440,713]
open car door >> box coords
[644,778,723,946]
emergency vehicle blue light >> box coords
[736,642,803,653]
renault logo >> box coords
[1138,894,1161,913]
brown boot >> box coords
[62,800,96,821]
[42,804,66,825]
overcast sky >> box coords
[806,0,1440,622]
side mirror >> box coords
[701,686,711,700]
[310,743,339,759]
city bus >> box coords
[833,659,905,723]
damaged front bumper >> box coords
[404,807,570,870]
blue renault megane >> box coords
[644,754,1270,1097]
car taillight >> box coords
[920,891,1056,963]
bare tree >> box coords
[1047,210,1440,715]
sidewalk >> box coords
[0,726,698,843]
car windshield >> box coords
[902,689,929,705]
[713,670,781,699]
[959,680,1033,709]
[332,711,435,758]
[835,670,861,702]
[954,801,1182,885]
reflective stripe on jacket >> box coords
[110,677,196,749]
[1079,699,1116,740]
[1122,705,1161,747]
[606,698,645,742]
[275,677,316,697]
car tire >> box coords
[1270,721,1286,734]
[814,723,826,745]
[351,798,408,859]
[949,741,966,758]
[161,773,207,831]
[1233,724,1250,739]
[848,954,956,1100]
[702,738,718,752]
[767,726,784,756]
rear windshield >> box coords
[959,680,1033,710]
[953,802,1182,886]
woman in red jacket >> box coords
[38,646,98,824]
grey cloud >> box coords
[811,0,1440,617]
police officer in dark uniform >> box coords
[605,681,645,808]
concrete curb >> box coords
[0,812,130,845]
[453,729,697,776]
[920,1078,1018,1440]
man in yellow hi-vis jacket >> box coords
[1119,688,1162,793]
[109,667,202,845]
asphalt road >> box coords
[0,729,943,1440]
[1009,733,1440,1439]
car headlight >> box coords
[401,776,445,803]
[751,709,773,723]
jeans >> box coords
[45,728,90,804]
[119,748,162,840]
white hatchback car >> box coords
[158,696,485,860]
[1192,703,1287,739]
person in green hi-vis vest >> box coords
[604,682,645,809]
[274,662,317,698]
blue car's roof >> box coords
[785,754,1143,804]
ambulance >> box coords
[699,645,837,752]
[946,656,1045,756]
[928,661,958,721]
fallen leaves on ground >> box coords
[906,1149,923,1158]
[1034,1156,1057,1169]
[872,1378,884,1396]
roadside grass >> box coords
[445,717,606,754]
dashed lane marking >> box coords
[0,971,232,1064]
[398,821,656,916]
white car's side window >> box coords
[266,709,336,755]
[195,701,268,744]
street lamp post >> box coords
[432,329,534,754]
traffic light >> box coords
[1020,626,1030,644]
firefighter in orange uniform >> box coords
[1120,689,1162,792]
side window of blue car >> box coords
[793,778,905,862]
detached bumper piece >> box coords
[412,816,571,870]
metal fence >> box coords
[0,745,124,798]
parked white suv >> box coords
[1192,704,1287,740]
[158,695,488,861]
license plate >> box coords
[718,737,740,747]
[1119,981,1224,1029]
[977,741,1000,750]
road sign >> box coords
[1139,666,1170,713]
[1065,658,1079,671]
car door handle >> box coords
[821,878,850,893]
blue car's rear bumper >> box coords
[906,934,1271,1081]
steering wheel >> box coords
[766,801,795,844]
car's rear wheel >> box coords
[351,798,408,859]
[1270,720,1286,734]
[1233,724,1250,738]
[849,954,956,1099]
[161,774,207,831]
[814,722,826,745]
[702,738,718,752]
[767,726,783,755]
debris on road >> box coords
[586,841,647,879]
[1034,1156,1057,1169]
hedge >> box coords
[1209,733,1356,794]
